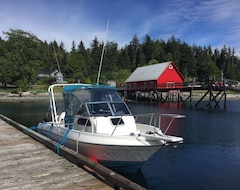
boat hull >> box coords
[37,124,162,172]
[70,140,160,172]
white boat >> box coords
[37,83,185,171]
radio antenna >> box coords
[96,19,110,85]
[52,42,63,83]
[52,42,61,73]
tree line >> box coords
[0,29,239,91]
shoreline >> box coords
[0,92,63,102]
[0,91,240,102]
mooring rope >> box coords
[55,126,72,154]
[48,123,53,138]
[24,126,37,131]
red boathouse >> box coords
[125,61,185,91]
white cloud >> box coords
[1,0,240,54]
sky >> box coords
[1,0,240,54]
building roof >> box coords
[125,61,173,82]
[41,69,57,74]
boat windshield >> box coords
[63,85,131,116]
[86,102,131,116]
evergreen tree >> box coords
[102,41,119,82]
[128,34,140,70]
[152,39,166,63]
[1,28,240,87]
[165,35,181,65]
[118,47,131,70]
[179,42,197,78]
[77,41,90,81]
[142,34,154,63]
[89,37,102,83]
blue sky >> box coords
[1,0,240,54]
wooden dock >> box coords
[0,115,145,190]
[118,81,228,109]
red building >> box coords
[125,61,185,91]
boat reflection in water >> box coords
[37,83,185,173]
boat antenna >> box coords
[52,42,61,73]
[96,19,110,85]
[52,42,63,83]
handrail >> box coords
[111,115,124,136]
[134,113,185,134]
[47,83,90,124]
[134,113,157,131]
[75,117,92,153]
[120,82,204,91]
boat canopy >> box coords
[62,84,130,116]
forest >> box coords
[0,29,239,91]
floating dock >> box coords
[0,114,145,190]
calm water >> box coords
[1,100,240,190]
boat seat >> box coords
[58,112,66,123]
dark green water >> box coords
[1,100,240,190]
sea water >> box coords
[1,100,240,190]
[128,101,240,190]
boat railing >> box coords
[67,115,95,133]
[48,83,91,124]
[134,113,185,134]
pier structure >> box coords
[194,82,227,109]
[118,81,228,110]
[125,87,192,105]
[0,114,145,190]
[121,61,232,110]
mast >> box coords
[52,42,63,83]
[96,19,110,85]
[52,42,61,73]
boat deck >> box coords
[0,117,112,190]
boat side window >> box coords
[111,118,124,125]
[77,118,91,126]
[63,93,82,115]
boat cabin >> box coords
[61,84,136,135]
[62,84,131,117]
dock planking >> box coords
[0,115,146,190]
[0,118,111,190]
